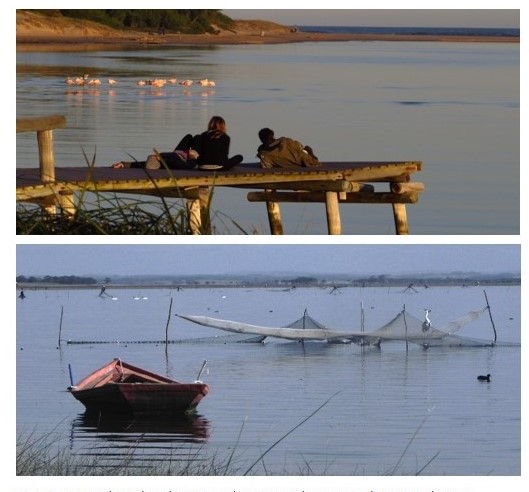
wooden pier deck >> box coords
[16,115,424,234]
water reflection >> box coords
[16,286,521,474]
[71,411,210,442]
[16,43,519,234]
[69,412,210,467]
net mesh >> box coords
[66,333,266,345]
[438,308,488,334]
[73,307,513,347]
[366,308,492,345]
[284,311,328,331]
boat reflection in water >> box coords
[69,411,210,470]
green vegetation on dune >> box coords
[27,9,235,34]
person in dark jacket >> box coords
[256,128,320,168]
[112,135,199,170]
[112,116,243,170]
[194,116,243,170]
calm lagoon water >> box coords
[16,41,519,234]
[16,285,520,475]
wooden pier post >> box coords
[36,128,56,183]
[199,187,212,235]
[186,186,211,234]
[36,128,57,214]
[392,203,409,235]
[266,189,284,234]
[57,192,76,216]
[390,182,415,235]
[325,191,342,235]
[16,115,66,214]
[186,198,202,234]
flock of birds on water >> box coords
[64,74,216,88]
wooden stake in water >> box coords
[58,305,64,346]
[196,360,208,382]
[68,363,74,386]
[361,301,365,334]
[360,301,365,353]
[483,290,497,343]
[165,297,173,349]
[403,305,409,352]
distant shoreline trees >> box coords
[31,9,235,34]
[16,275,97,285]
[15,274,520,288]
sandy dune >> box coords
[16,10,518,49]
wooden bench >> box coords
[17,116,425,234]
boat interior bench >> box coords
[117,373,165,384]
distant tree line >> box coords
[32,9,235,34]
[16,275,98,285]
[287,276,319,285]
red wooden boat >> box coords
[68,358,209,415]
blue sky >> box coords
[222,9,519,28]
[16,244,520,277]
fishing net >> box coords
[227,308,498,346]
[175,334,267,344]
[421,334,494,347]
[66,334,266,345]
[438,308,489,334]
[155,308,516,347]
[284,311,329,331]
[364,308,495,346]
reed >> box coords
[15,191,250,235]
[16,430,240,476]
[16,200,185,234]
[17,406,438,476]
[17,146,252,234]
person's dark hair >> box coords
[207,116,227,140]
[258,128,274,144]
[208,116,227,133]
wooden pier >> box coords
[17,115,424,234]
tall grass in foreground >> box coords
[17,150,254,234]
[16,194,252,235]
[16,425,438,476]
[16,198,188,234]
[16,430,238,476]
[17,393,438,476]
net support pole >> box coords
[165,297,173,352]
[403,305,409,352]
[483,290,497,343]
[360,301,365,353]
[301,309,307,349]
[361,301,365,333]
[58,305,64,346]
[68,364,74,386]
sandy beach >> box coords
[16,11,518,51]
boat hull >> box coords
[71,382,208,414]
[69,359,209,415]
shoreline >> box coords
[16,31,519,51]
[17,278,520,291]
